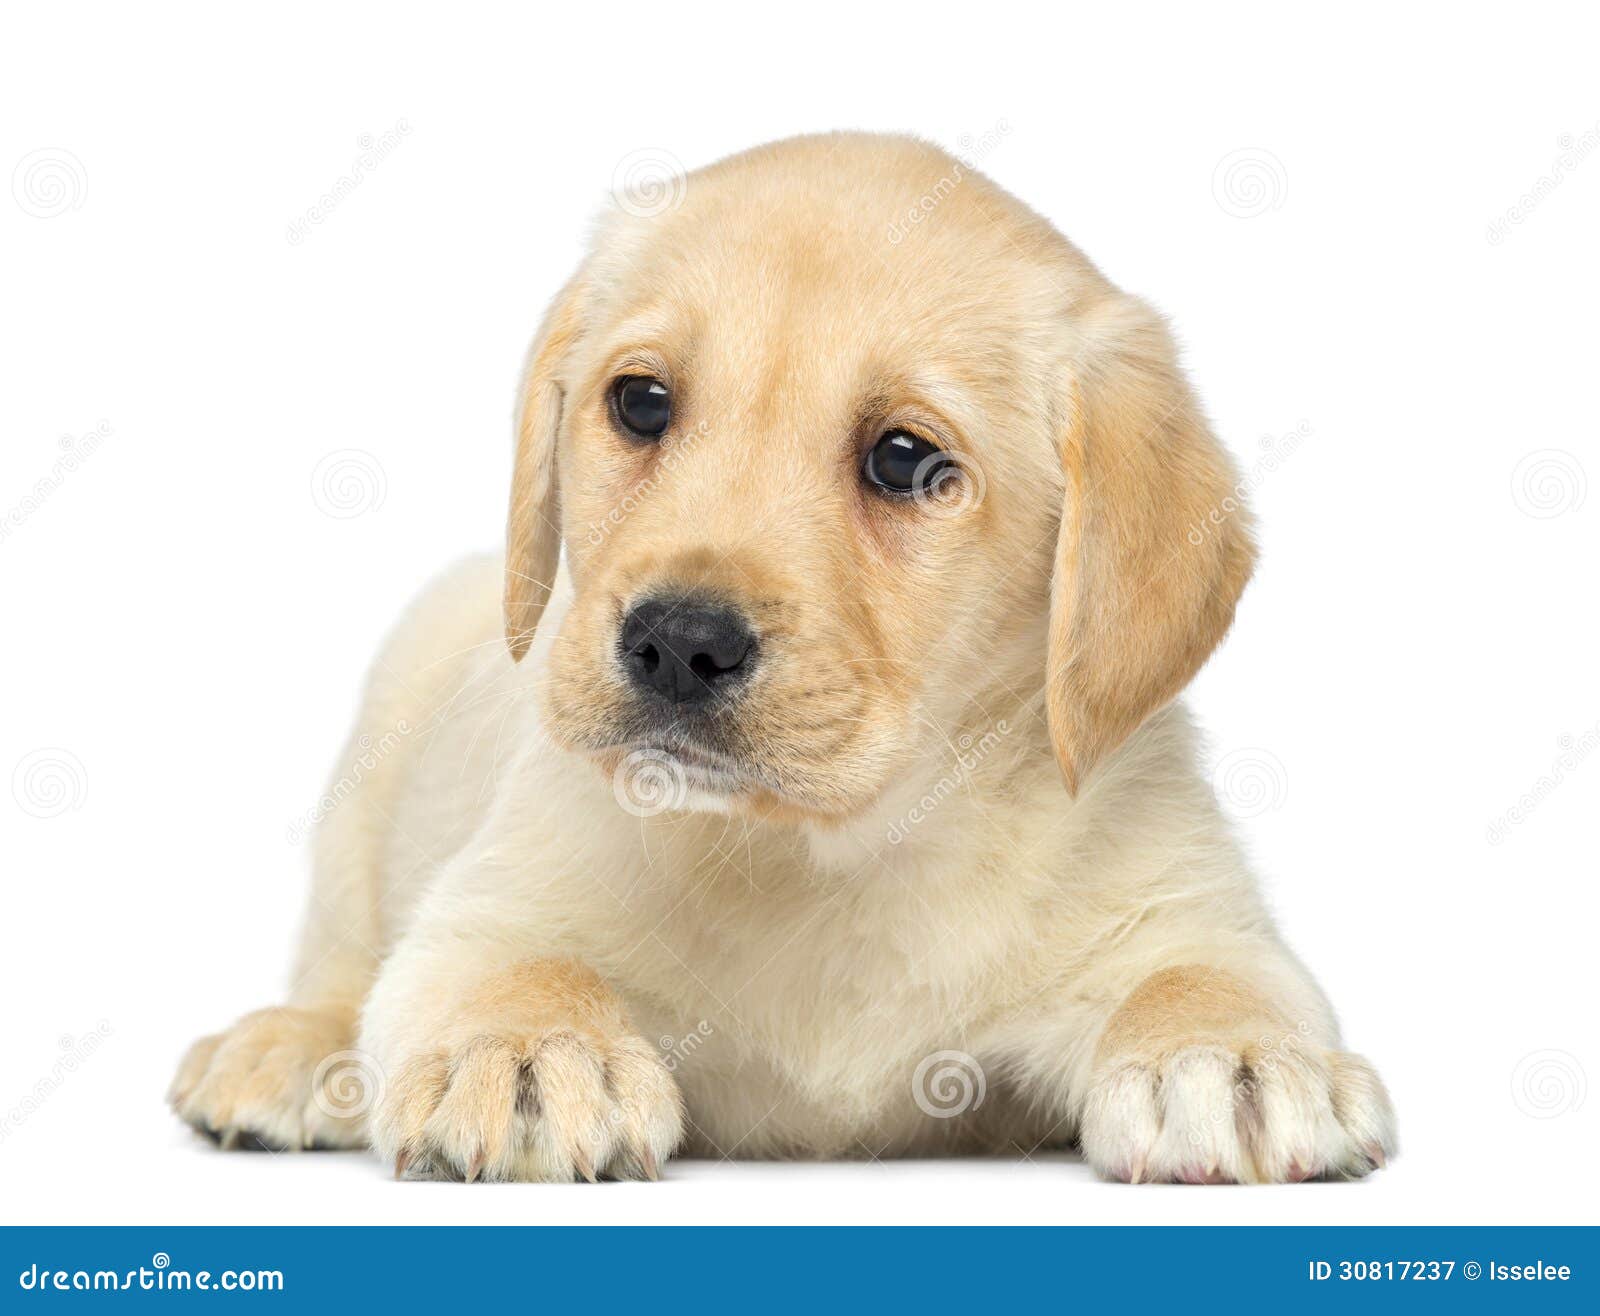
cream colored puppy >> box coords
[169,133,1395,1184]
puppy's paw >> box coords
[371,1028,683,1182]
[1079,1041,1395,1184]
[169,1005,370,1151]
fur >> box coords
[169,133,1395,1184]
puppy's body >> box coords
[171,134,1394,1182]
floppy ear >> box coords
[505,275,588,661]
[1047,296,1256,793]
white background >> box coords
[2,0,1596,1226]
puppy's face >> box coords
[509,136,1255,823]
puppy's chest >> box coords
[603,868,1007,1105]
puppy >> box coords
[169,133,1395,1183]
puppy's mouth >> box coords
[631,737,747,790]
[558,702,850,821]
[590,732,761,813]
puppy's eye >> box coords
[863,430,951,495]
[613,376,671,438]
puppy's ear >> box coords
[505,275,588,661]
[1047,295,1256,793]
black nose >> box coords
[620,597,757,706]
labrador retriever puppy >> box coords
[169,132,1395,1183]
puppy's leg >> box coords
[168,560,505,1149]
[1079,964,1393,1183]
[1001,951,1395,1183]
[166,739,387,1149]
[362,948,684,1182]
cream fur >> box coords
[169,133,1395,1184]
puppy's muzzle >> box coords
[620,596,757,708]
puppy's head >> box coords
[507,134,1253,822]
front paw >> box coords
[1079,1039,1396,1184]
[168,1005,368,1151]
[371,1026,683,1183]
